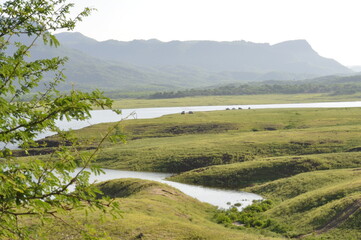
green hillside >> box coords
[31,179,281,240]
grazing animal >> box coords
[188,111,194,114]
[181,111,185,114]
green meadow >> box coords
[24,103,361,239]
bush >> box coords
[213,200,290,235]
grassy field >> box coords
[168,152,361,188]
[38,107,361,174]
[108,93,361,109]
[25,105,361,239]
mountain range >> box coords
[23,32,354,91]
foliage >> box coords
[214,200,289,235]
[0,0,120,238]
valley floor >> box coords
[21,97,361,239]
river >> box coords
[86,169,262,209]
[10,101,361,209]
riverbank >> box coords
[108,93,361,109]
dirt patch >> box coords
[149,187,181,200]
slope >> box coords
[31,178,281,240]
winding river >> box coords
[86,169,262,209]
[16,101,361,209]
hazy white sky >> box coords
[55,0,361,66]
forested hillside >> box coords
[149,74,361,99]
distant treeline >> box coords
[148,81,361,99]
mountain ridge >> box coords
[55,32,351,76]
[14,32,355,92]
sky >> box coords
[55,0,361,66]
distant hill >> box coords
[12,32,354,92]
[350,66,361,72]
[17,38,213,91]
[56,32,351,76]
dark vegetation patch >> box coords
[157,153,246,173]
[126,122,238,140]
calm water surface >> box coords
[86,168,262,209]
